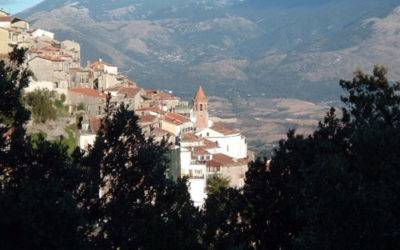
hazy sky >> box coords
[0,0,42,14]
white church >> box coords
[180,86,248,207]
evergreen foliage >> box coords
[1,49,399,249]
[25,88,57,123]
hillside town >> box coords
[0,10,249,206]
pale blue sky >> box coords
[0,0,43,14]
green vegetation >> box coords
[61,125,77,155]
[2,49,400,249]
[0,48,200,250]
[206,175,229,195]
[25,88,57,123]
[77,102,86,111]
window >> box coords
[206,132,209,136]
[200,104,203,111]
[227,145,229,152]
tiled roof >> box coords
[203,139,218,148]
[164,116,183,126]
[0,16,11,22]
[90,117,102,132]
[167,112,189,123]
[127,79,137,86]
[194,86,207,101]
[118,87,142,97]
[39,46,60,52]
[146,89,158,95]
[207,160,222,167]
[181,133,200,142]
[136,107,166,115]
[138,114,157,124]
[211,153,235,166]
[193,147,210,156]
[69,88,107,98]
[156,92,179,100]
[36,55,64,62]
[89,60,115,70]
[163,112,190,126]
[211,124,238,136]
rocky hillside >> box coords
[19,0,400,101]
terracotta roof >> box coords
[90,118,102,132]
[157,91,179,100]
[136,107,166,115]
[162,112,190,126]
[203,139,218,148]
[166,112,189,123]
[211,153,235,166]
[138,114,157,124]
[36,55,64,62]
[193,147,210,156]
[69,88,107,98]
[35,46,60,53]
[182,133,200,142]
[211,124,238,136]
[127,79,137,86]
[118,87,142,97]
[88,60,115,70]
[164,116,184,126]
[0,16,11,22]
[146,90,158,95]
[194,86,207,101]
[207,160,222,167]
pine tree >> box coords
[0,48,88,249]
[80,99,201,249]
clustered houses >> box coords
[0,10,249,207]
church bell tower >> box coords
[193,86,209,131]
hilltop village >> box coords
[0,10,249,206]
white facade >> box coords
[0,20,10,28]
[79,133,97,151]
[104,64,118,75]
[180,148,207,207]
[32,29,55,39]
[25,81,56,92]
[196,128,247,159]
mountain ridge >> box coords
[19,0,400,101]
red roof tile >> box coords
[88,60,115,70]
[69,88,107,98]
[194,86,207,101]
[138,114,157,124]
[164,116,183,126]
[166,112,189,123]
[211,124,238,136]
[212,153,235,166]
[193,147,210,156]
[90,118,102,132]
[118,87,142,97]
[207,160,222,167]
[157,91,179,100]
[0,16,11,22]
[203,139,218,148]
[136,107,166,115]
[182,133,200,142]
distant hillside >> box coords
[20,0,400,101]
